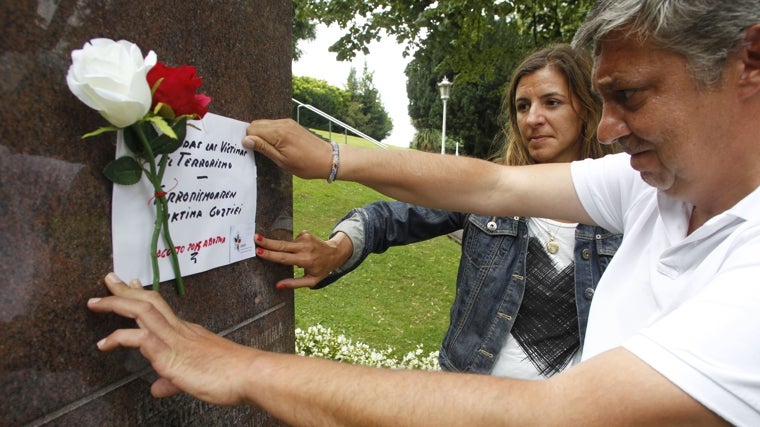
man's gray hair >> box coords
[572,0,760,87]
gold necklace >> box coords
[546,235,559,254]
[535,218,561,254]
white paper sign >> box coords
[112,113,256,285]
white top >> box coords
[527,217,578,266]
[491,218,578,379]
[571,153,760,426]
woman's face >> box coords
[515,66,584,163]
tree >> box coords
[411,128,441,153]
[411,128,460,154]
[406,17,531,158]
[292,0,318,61]
[340,68,368,131]
[306,0,594,81]
[292,70,392,141]
[292,76,349,130]
[299,1,595,156]
[335,65,393,141]
[352,64,393,141]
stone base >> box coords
[1,1,294,425]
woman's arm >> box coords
[255,201,464,289]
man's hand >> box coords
[244,119,333,180]
[87,273,258,406]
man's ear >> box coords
[743,24,760,65]
[738,24,760,97]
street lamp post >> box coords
[437,76,452,155]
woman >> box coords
[256,44,620,378]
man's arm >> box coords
[243,119,594,225]
[89,273,727,426]
[250,345,726,426]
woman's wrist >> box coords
[327,232,354,269]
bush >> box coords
[296,324,441,371]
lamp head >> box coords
[438,76,452,100]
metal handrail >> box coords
[292,98,388,149]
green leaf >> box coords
[153,102,176,120]
[122,124,144,155]
[151,117,187,155]
[82,126,119,139]
[138,120,159,141]
[152,134,183,155]
[103,156,143,185]
[147,116,177,140]
[151,77,164,95]
[172,116,188,141]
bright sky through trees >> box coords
[293,24,414,148]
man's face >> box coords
[593,32,734,201]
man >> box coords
[89,1,760,425]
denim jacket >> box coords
[315,201,622,374]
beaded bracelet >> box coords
[327,141,340,183]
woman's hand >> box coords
[255,231,354,289]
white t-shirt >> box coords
[571,153,760,426]
[491,218,578,380]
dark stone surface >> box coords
[0,1,294,425]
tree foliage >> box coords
[292,0,318,61]
[292,76,349,128]
[297,0,595,156]
[304,0,594,80]
[292,69,393,141]
[406,18,532,157]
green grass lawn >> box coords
[291,130,460,355]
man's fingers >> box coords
[96,328,149,351]
[243,134,286,171]
[89,295,173,335]
[100,273,181,325]
[88,272,255,407]
[89,274,187,351]
[151,378,183,398]
[242,135,264,152]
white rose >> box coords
[66,38,157,128]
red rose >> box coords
[147,61,211,118]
